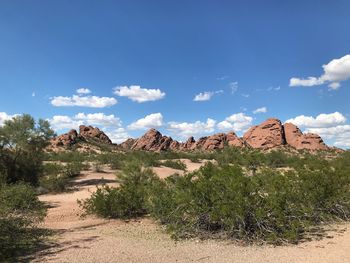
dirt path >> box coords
[33,162,350,263]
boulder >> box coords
[119,138,137,150]
[243,118,285,149]
[226,131,244,147]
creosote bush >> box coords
[79,151,350,244]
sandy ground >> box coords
[31,161,350,263]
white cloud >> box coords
[306,125,350,148]
[128,113,163,130]
[49,112,122,131]
[229,82,238,94]
[267,86,281,91]
[105,128,131,144]
[241,94,250,98]
[289,54,350,90]
[76,88,91,94]
[253,107,267,114]
[48,112,129,143]
[193,90,223,102]
[51,95,117,108]
[217,113,253,132]
[0,112,17,126]
[32,92,35,97]
[285,112,346,128]
[113,85,165,103]
[167,118,216,138]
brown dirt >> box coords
[31,161,350,263]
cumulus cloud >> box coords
[0,112,18,126]
[253,107,267,114]
[167,118,216,138]
[105,128,130,144]
[193,90,223,102]
[113,85,165,103]
[289,54,350,90]
[128,113,163,130]
[285,112,350,148]
[285,112,346,128]
[217,113,253,132]
[76,88,91,94]
[51,95,117,108]
[49,113,122,131]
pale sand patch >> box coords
[32,160,350,263]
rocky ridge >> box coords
[49,118,331,152]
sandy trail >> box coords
[33,161,350,263]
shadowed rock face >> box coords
[79,125,112,144]
[243,118,286,149]
[284,123,328,150]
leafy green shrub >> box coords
[0,184,46,260]
[162,160,187,171]
[79,162,158,218]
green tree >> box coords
[0,114,55,185]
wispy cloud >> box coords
[193,90,223,102]
[253,107,267,114]
[229,82,238,94]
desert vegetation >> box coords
[0,114,54,260]
[79,147,350,244]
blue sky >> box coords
[0,0,350,147]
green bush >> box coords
[0,184,46,260]
[80,155,350,244]
[162,160,187,171]
[79,161,159,219]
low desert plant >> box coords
[0,183,46,260]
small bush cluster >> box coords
[79,162,158,218]
[40,162,84,193]
[161,160,187,171]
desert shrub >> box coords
[79,161,159,219]
[39,161,83,193]
[162,160,187,171]
[0,183,46,260]
[44,151,89,163]
[147,162,350,243]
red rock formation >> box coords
[79,125,112,144]
[180,136,196,151]
[50,129,80,147]
[119,138,137,150]
[131,128,174,152]
[226,132,244,147]
[243,118,285,149]
[284,123,328,151]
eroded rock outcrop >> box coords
[79,125,112,144]
[50,129,80,147]
[284,123,328,151]
[243,118,285,149]
[131,128,174,152]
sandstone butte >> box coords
[49,118,331,152]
